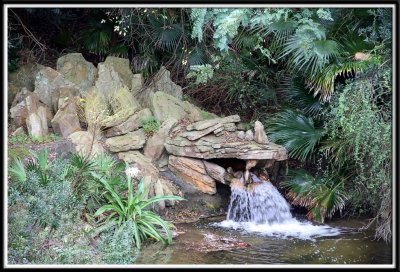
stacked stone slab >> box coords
[165,115,288,194]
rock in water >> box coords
[254,120,269,144]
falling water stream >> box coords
[216,173,341,240]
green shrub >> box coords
[97,220,139,264]
[142,116,161,136]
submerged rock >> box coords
[182,233,250,253]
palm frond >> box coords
[148,15,187,52]
[279,28,340,77]
[282,169,348,223]
[232,28,260,50]
[267,110,325,161]
[187,47,208,66]
[280,76,323,116]
[307,56,381,101]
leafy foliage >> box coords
[91,170,185,249]
[281,169,348,223]
[267,110,325,162]
[142,116,161,136]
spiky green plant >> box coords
[26,149,50,185]
[91,170,185,249]
[8,158,27,185]
[267,110,325,161]
[281,169,348,223]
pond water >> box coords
[135,215,393,265]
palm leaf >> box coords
[267,110,325,161]
[280,76,323,116]
[307,56,381,101]
[148,15,186,52]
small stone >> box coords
[237,131,245,140]
[244,130,254,141]
[254,120,269,144]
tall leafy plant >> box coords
[91,170,185,249]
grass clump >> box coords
[142,116,161,136]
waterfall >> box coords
[214,173,342,240]
[227,174,293,224]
